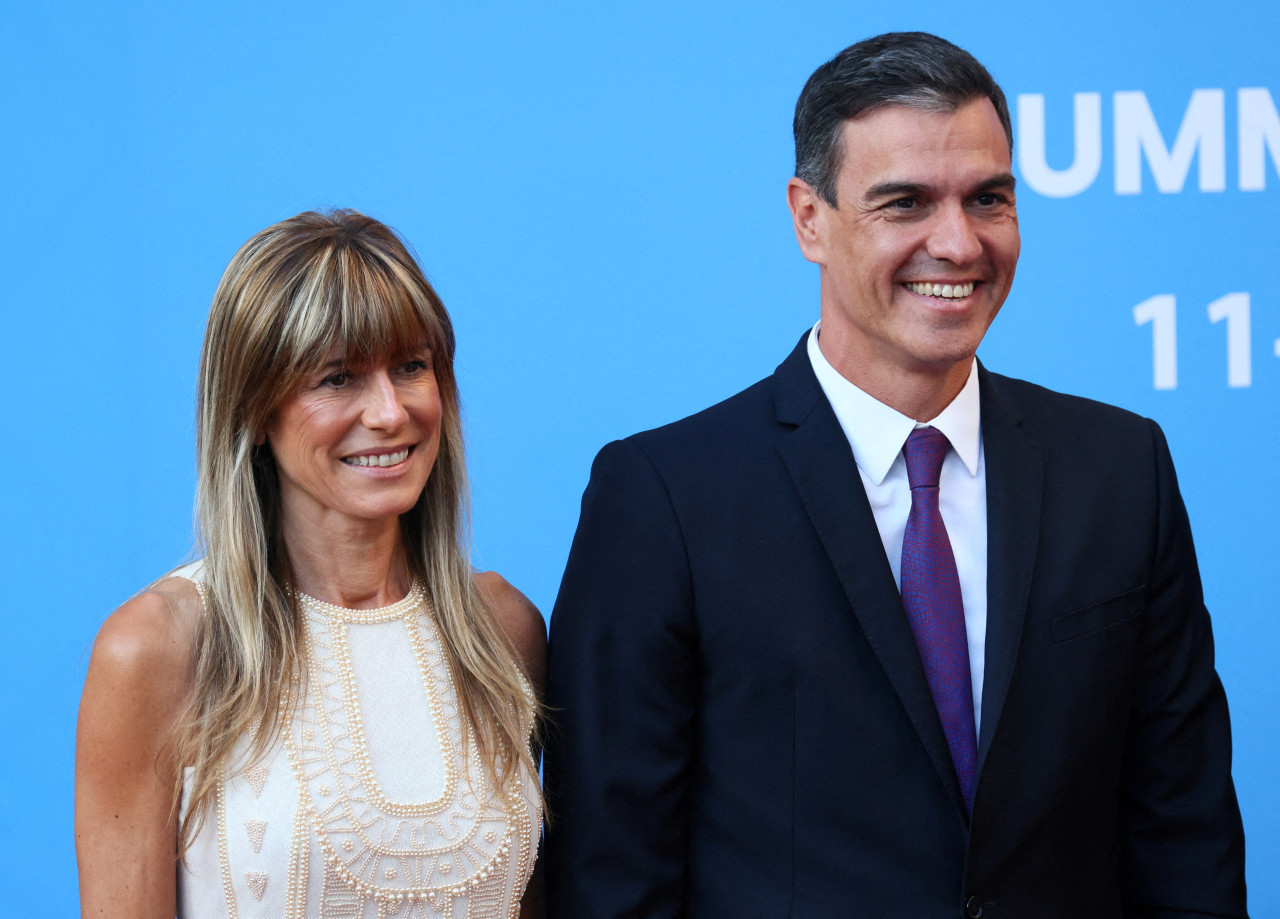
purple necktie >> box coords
[900,426,977,813]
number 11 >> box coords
[1133,292,1252,390]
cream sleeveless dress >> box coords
[172,562,541,919]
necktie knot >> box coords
[903,426,950,489]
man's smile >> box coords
[904,281,976,300]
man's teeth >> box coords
[343,448,410,467]
[907,281,975,299]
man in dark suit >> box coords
[543,32,1247,918]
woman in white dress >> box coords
[75,210,545,918]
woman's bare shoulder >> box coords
[473,571,546,692]
[76,577,203,917]
[77,577,203,794]
[92,576,202,678]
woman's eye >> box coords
[399,359,431,375]
[322,371,353,388]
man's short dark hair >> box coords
[794,32,1013,207]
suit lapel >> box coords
[771,335,968,817]
[975,367,1043,769]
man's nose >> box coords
[360,370,409,430]
[924,204,983,265]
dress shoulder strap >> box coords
[161,559,209,611]
[169,559,207,585]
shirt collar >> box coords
[806,322,982,485]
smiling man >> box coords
[545,33,1246,918]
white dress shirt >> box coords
[807,324,988,733]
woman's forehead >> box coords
[311,334,432,367]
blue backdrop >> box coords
[3,2,1276,914]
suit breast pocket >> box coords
[1050,585,1146,643]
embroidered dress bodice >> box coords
[173,562,540,919]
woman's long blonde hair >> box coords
[175,209,539,853]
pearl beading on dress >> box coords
[187,575,540,919]
[276,583,538,917]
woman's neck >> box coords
[279,509,412,609]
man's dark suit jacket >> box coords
[544,334,1246,918]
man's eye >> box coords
[974,193,1005,207]
[889,197,918,210]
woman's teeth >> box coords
[343,448,410,467]
[907,281,975,299]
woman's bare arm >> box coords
[75,579,199,919]
[474,571,547,919]
[475,571,547,695]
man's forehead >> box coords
[837,100,1012,189]
[841,98,1003,143]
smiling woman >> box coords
[267,345,444,529]
[74,210,546,919]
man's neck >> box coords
[816,332,974,422]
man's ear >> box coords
[787,177,827,266]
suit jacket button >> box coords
[964,896,984,918]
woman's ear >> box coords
[254,414,272,447]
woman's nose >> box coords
[360,370,409,430]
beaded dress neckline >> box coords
[177,566,539,919]
[293,581,427,623]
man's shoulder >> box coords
[581,372,786,494]
[616,333,814,461]
[635,376,775,446]
[980,367,1169,473]
[579,367,797,520]
[982,367,1151,432]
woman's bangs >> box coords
[336,251,438,370]
[338,283,431,370]
[283,251,437,380]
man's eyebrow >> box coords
[976,172,1017,193]
[862,173,1018,203]
[863,181,928,202]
